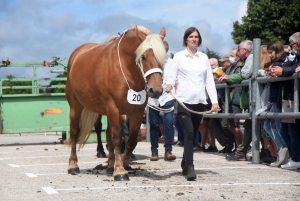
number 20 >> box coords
[132,94,141,101]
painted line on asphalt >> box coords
[43,182,300,194]
[8,161,99,167]
[0,154,94,160]
[25,173,38,177]
[8,164,20,167]
[25,173,67,177]
[42,187,58,194]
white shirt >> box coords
[166,49,218,105]
[148,55,175,107]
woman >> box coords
[165,27,219,181]
[264,40,289,167]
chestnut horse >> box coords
[65,25,166,181]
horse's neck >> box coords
[118,33,145,90]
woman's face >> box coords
[267,50,276,60]
[186,31,199,49]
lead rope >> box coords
[147,103,174,112]
[170,91,215,115]
[146,91,216,115]
[117,29,131,90]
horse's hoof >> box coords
[114,174,129,181]
[68,167,80,175]
[97,152,107,158]
[106,167,114,175]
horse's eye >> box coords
[141,55,146,61]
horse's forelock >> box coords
[135,34,166,67]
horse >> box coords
[65,25,166,181]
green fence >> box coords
[0,58,106,142]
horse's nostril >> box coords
[149,88,154,94]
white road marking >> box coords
[0,154,92,160]
[12,161,99,167]
[42,187,58,194]
[8,164,20,167]
[25,173,38,177]
[0,158,3,160]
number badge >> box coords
[127,89,146,105]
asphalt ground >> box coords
[0,133,300,201]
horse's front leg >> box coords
[122,112,144,168]
[107,109,129,181]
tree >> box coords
[2,74,32,94]
[45,72,67,93]
[169,52,174,59]
[231,0,300,45]
[202,47,221,60]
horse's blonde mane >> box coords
[100,25,151,46]
[135,34,166,67]
[81,25,165,66]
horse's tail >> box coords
[65,108,98,149]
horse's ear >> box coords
[159,27,166,40]
[136,26,146,42]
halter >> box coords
[117,30,162,90]
[136,57,162,82]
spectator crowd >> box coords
[147,30,300,180]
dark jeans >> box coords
[149,100,175,154]
[280,119,300,162]
[175,116,184,143]
[177,102,205,166]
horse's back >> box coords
[68,43,98,71]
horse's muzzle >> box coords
[148,88,163,99]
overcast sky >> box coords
[0,0,248,79]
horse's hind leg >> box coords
[95,115,106,158]
[66,81,83,174]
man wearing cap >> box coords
[219,54,231,72]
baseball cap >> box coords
[219,54,230,62]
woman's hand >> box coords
[165,84,172,93]
[211,103,220,113]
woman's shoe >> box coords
[186,165,196,181]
